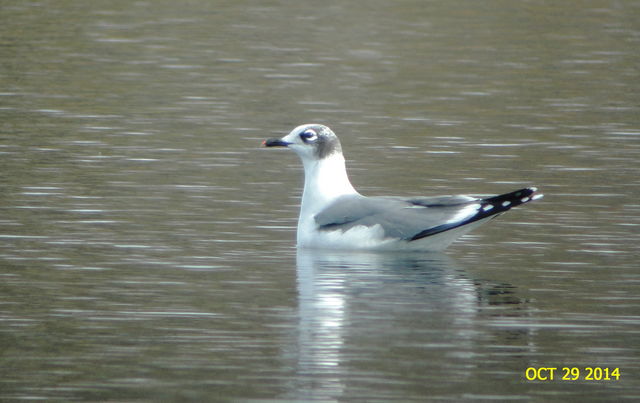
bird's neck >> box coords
[300,153,358,214]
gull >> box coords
[263,124,543,251]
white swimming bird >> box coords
[263,124,543,251]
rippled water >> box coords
[1,1,639,401]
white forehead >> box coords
[291,123,326,134]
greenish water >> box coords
[1,1,639,401]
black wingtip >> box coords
[409,187,542,241]
[483,186,543,209]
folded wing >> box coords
[315,187,541,242]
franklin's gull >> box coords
[264,124,542,251]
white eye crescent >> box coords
[299,129,318,142]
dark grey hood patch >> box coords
[314,125,342,159]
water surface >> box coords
[1,1,639,401]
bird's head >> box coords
[263,124,343,162]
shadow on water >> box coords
[290,248,533,401]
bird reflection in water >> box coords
[290,249,533,400]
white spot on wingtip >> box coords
[502,201,511,207]
[529,186,538,192]
[482,204,494,212]
[532,193,544,201]
[521,196,531,203]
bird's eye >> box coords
[300,129,318,142]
